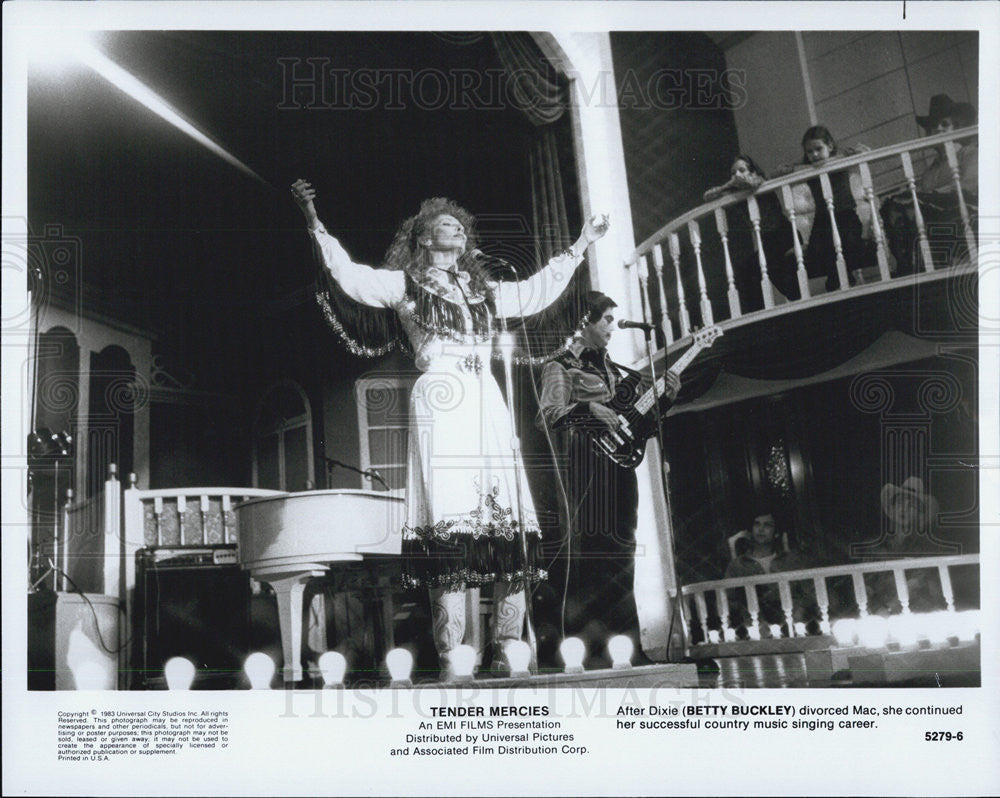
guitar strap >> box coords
[608,358,640,378]
[608,358,650,393]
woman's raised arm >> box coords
[292,179,404,308]
[493,212,610,318]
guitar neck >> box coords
[633,341,706,415]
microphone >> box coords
[617,319,655,332]
[468,248,518,276]
[365,469,390,490]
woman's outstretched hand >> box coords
[566,213,610,260]
[582,212,611,245]
[291,179,319,229]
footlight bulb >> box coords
[559,637,585,674]
[503,640,531,677]
[164,657,196,690]
[768,624,782,639]
[857,615,889,649]
[451,645,477,678]
[887,613,919,648]
[955,609,980,642]
[924,611,953,646]
[386,648,414,686]
[244,652,275,689]
[607,635,634,669]
[831,618,857,647]
[318,651,347,688]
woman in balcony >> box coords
[703,154,801,307]
[775,126,873,291]
[880,95,978,274]
[291,179,609,679]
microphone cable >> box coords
[496,255,583,644]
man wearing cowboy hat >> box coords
[847,475,958,557]
[915,94,978,196]
[881,93,978,274]
[854,477,959,614]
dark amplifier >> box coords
[133,545,251,689]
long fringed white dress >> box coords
[311,224,584,597]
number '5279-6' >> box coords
[925,731,964,741]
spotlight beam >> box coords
[75,40,270,187]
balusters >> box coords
[781,184,811,299]
[714,207,741,317]
[222,495,233,544]
[687,220,713,325]
[667,233,692,337]
[858,161,891,281]
[852,571,869,618]
[717,588,736,642]
[694,591,710,644]
[778,580,794,637]
[937,565,956,613]
[900,152,934,272]
[943,141,978,262]
[818,172,851,290]
[636,255,657,353]
[153,496,164,546]
[745,585,761,640]
[177,495,187,546]
[650,245,674,345]
[814,576,831,634]
[893,567,911,614]
[746,196,775,309]
[200,494,210,545]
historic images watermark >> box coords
[277,61,747,114]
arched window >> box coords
[253,381,314,491]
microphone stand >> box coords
[320,455,389,490]
[642,329,686,663]
[497,307,539,675]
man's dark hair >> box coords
[584,290,617,323]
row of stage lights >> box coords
[68,611,980,688]
[156,635,638,690]
[830,609,980,650]
[704,609,981,648]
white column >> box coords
[548,32,679,660]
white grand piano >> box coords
[236,489,405,683]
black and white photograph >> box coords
[3,2,998,795]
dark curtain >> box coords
[491,32,589,338]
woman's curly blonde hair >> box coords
[381,198,492,294]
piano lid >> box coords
[236,489,406,569]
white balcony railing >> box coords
[123,474,284,548]
[681,553,980,654]
[626,127,978,351]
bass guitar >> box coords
[594,325,722,468]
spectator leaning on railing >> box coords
[702,154,801,307]
[879,94,978,274]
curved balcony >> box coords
[624,127,978,358]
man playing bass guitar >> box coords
[536,291,680,666]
